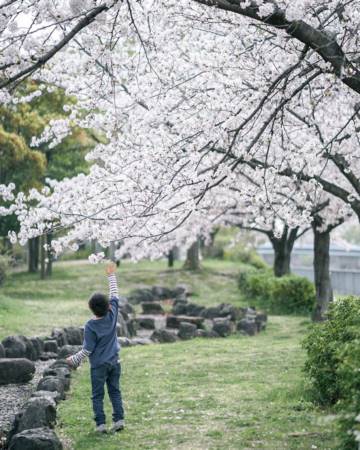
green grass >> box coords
[57,317,336,449]
[0,259,337,448]
[0,259,246,338]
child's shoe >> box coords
[111,420,125,433]
[96,424,107,434]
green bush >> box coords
[238,270,315,314]
[224,246,268,269]
[303,297,360,449]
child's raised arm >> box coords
[106,262,119,299]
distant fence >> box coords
[293,267,360,296]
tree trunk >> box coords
[46,233,53,277]
[312,225,333,322]
[269,226,298,277]
[183,239,201,270]
[40,235,46,280]
[167,248,175,268]
[28,237,39,273]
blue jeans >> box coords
[90,362,124,426]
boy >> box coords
[67,262,125,434]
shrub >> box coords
[0,254,9,286]
[224,246,268,269]
[303,297,360,449]
[238,270,315,315]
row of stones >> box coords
[5,359,71,450]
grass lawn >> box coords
[0,259,337,448]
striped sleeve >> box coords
[69,348,91,368]
[108,273,119,298]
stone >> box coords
[237,319,257,336]
[212,318,234,337]
[40,352,58,361]
[37,376,66,400]
[173,284,193,297]
[0,358,35,385]
[136,315,166,330]
[44,340,58,354]
[43,367,71,391]
[196,329,219,338]
[118,337,133,347]
[119,300,135,315]
[185,303,205,316]
[125,317,138,337]
[151,286,173,300]
[16,397,57,432]
[51,329,68,347]
[128,288,155,304]
[255,312,268,331]
[150,329,178,343]
[63,327,83,345]
[49,359,70,370]
[2,336,36,360]
[172,302,188,315]
[136,316,155,330]
[166,315,204,329]
[117,313,129,337]
[201,303,241,320]
[31,391,61,405]
[8,427,62,450]
[0,342,5,358]
[130,337,153,345]
[29,338,43,360]
[57,345,81,359]
[178,322,197,340]
[141,302,165,315]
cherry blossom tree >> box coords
[1,0,360,316]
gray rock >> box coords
[212,318,234,337]
[237,319,257,336]
[166,315,204,329]
[2,336,36,360]
[57,345,81,359]
[31,391,61,404]
[128,288,155,304]
[29,338,43,360]
[178,322,197,340]
[196,329,219,338]
[185,303,206,317]
[0,358,35,385]
[0,342,5,358]
[151,286,173,300]
[172,302,188,315]
[150,329,178,343]
[49,360,70,370]
[43,340,58,354]
[117,313,129,337]
[8,427,62,450]
[141,302,165,315]
[255,312,268,331]
[136,316,155,329]
[125,317,138,337]
[37,376,66,400]
[16,397,57,432]
[40,352,58,361]
[119,300,135,315]
[130,337,153,345]
[63,327,83,345]
[51,329,68,347]
[201,303,241,320]
[118,337,133,347]
[43,367,71,391]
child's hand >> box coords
[66,356,74,368]
[105,261,117,276]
